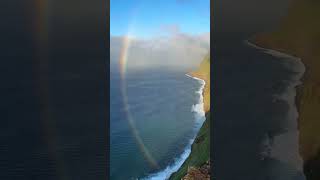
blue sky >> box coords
[110,0,210,38]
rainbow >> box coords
[34,0,159,174]
[119,36,132,78]
[35,0,50,46]
[33,1,69,179]
[118,33,160,170]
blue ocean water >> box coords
[110,68,205,180]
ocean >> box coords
[212,40,306,180]
[110,69,206,180]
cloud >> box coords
[110,29,210,72]
[159,24,181,36]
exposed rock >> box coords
[182,161,210,180]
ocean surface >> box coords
[110,69,205,180]
[212,40,306,180]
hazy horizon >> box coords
[110,31,210,71]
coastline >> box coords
[246,40,306,171]
[186,73,207,119]
[169,58,211,180]
[250,2,320,178]
[245,40,303,61]
[188,54,210,113]
[251,26,320,179]
[142,74,207,180]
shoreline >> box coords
[142,74,207,180]
[246,39,306,172]
[250,1,320,178]
[245,40,302,61]
[169,54,210,179]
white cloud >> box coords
[110,27,210,72]
[159,24,181,36]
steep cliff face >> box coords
[189,54,210,112]
[253,1,320,179]
[170,54,211,180]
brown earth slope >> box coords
[189,54,210,112]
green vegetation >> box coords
[169,54,211,179]
[253,0,320,179]
[169,113,210,180]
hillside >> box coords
[169,55,211,180]
[189,54,211,112]
[252,0,320,179]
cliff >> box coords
[189,54,210,112]
[170,54,211,180]
[252,0,320,179]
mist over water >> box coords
[110,33,210,71]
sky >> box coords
[110,0,210,38]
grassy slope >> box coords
[169,55,210,180]
[253,0,320,179]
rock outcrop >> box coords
[182,161,211,180]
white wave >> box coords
[140,74,206,180]
[141,140,193,180]
[187,74,206,121]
